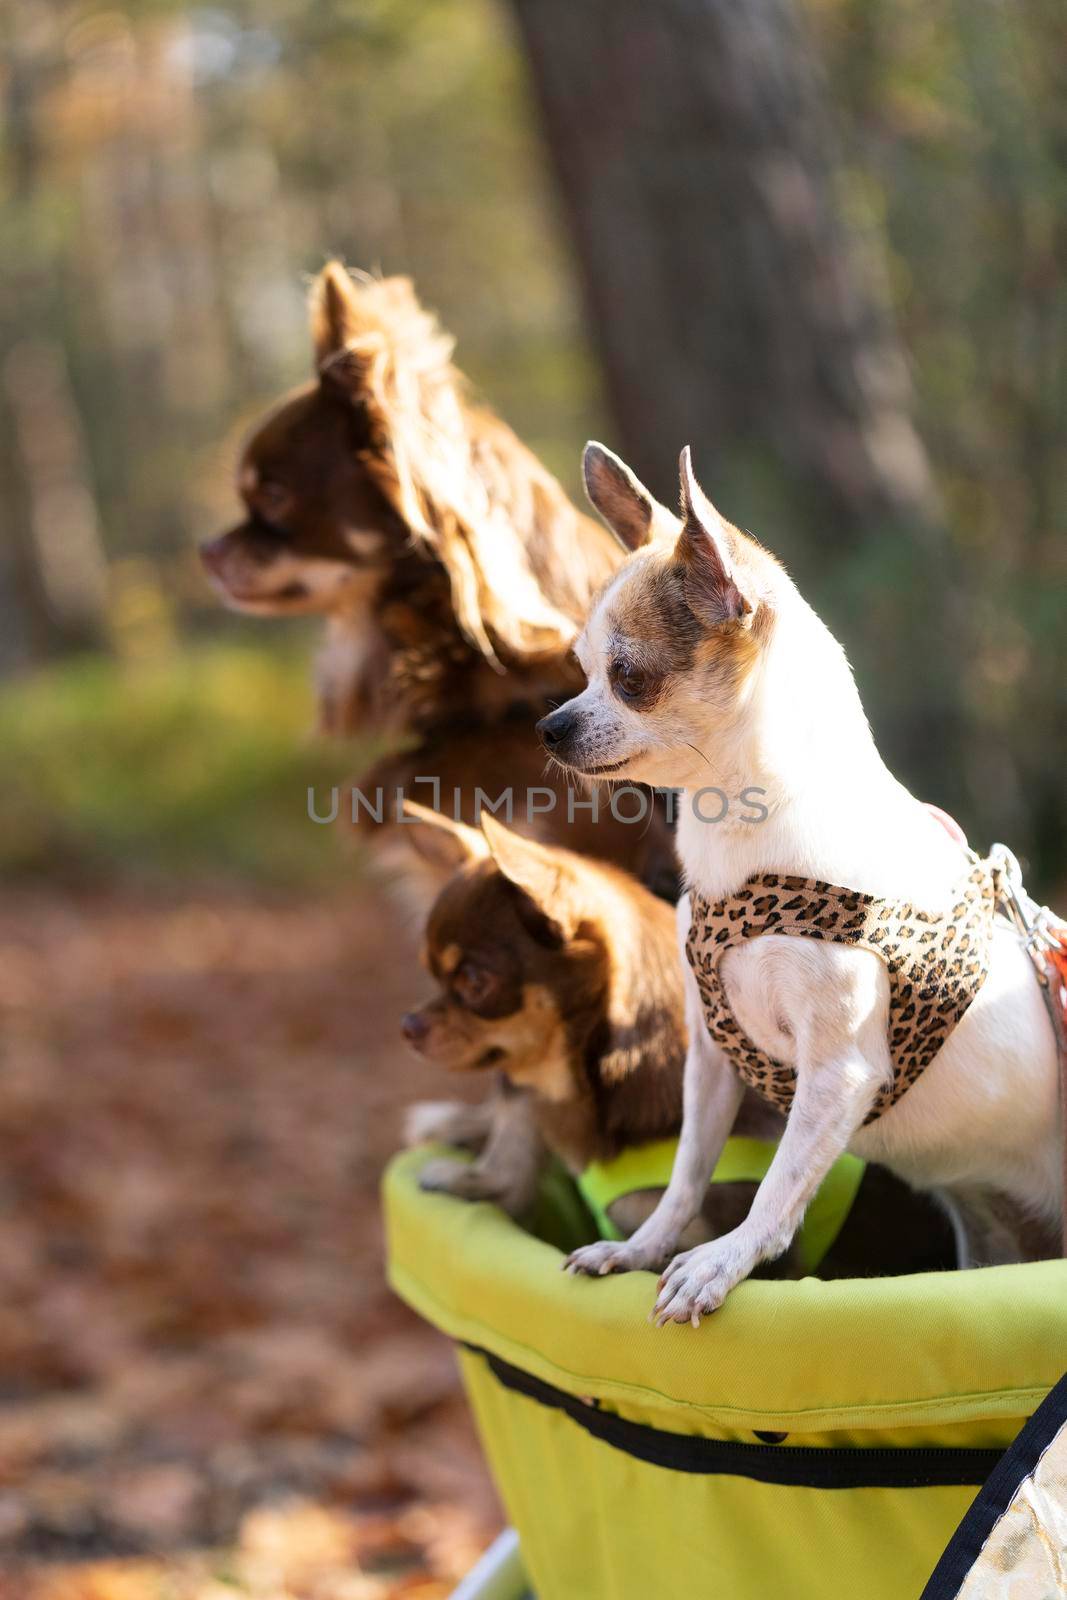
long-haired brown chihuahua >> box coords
[198,267,675,1207]
[199,264,674,902]
[200,264,618,735]
[399,803,956,1275]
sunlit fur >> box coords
[559,444,1060,1316]
[564,521,778,790]
[403,818,687,1166]
[201,264,620,735]
[199,284,678,1214]
[399,816,693,1222]
[400,813,957,1272]
[200,271,679,937]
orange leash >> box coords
[1050,930,1067,995]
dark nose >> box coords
[401,1011,430,1047]
[536,708,576,752]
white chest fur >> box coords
[681,828,1060,1221]
[674,591,1060,1221]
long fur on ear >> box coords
[400,799,489,872]
[482,817,687,1105]
[307,265,584,667]
[677,446,752,625]
[480,814,583,939]
[582,442,672,552]
[311,261,369,375]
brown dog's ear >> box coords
[582,442,672,552]
[676,446,753,625]
[309,265,454,416]
[310,261,364,376]
[308,269,574,668]
[480,814,583,940]
[400,800,490,872]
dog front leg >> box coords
[653,1050,882,1324]
[404,1096,496,1154]
[565,893,743,1277]
[564,1016,744,1277]
[417,1084,546,1219]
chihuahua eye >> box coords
[256,480,292,519]
[612,661,647,700]
[453,961,497,1008]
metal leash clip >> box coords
[988,843,1066,992]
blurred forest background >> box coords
[0,1,1064,1596]
[2,0,1065,890]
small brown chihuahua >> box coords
[400,803,957,1275]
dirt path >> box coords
[0,886,500,1598]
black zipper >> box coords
[462,1344,1006,1490]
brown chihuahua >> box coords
[199,265,619,735]
[198,266,675,1199]
[199,264,675,902]
[399,804,957,1275]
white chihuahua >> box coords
[540,442,1060,1325]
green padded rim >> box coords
[385,1147,1067,1434]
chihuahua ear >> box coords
[676,446,753,626]
[582,442,672,552]
[400,800,490,872]
[480,815,582,940]
[310,261,363,374]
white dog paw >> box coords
[652,1236,758,1326]
[404,1100,468,1148]
[563,1237,673,1278]
[417,1156,524,1213]
[416,1156,480,1196]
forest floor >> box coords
[0,881,501,1599]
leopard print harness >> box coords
[685,858,1001,1124]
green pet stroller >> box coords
[385,1147,1067,1600]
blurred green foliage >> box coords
[817,0,1067,886]
[0,0,1064,887]
[0,645,361,886]
[0,0,597,632]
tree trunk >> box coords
[0,8,107,668]
[511,0,967,810]
[0,389,47,672]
